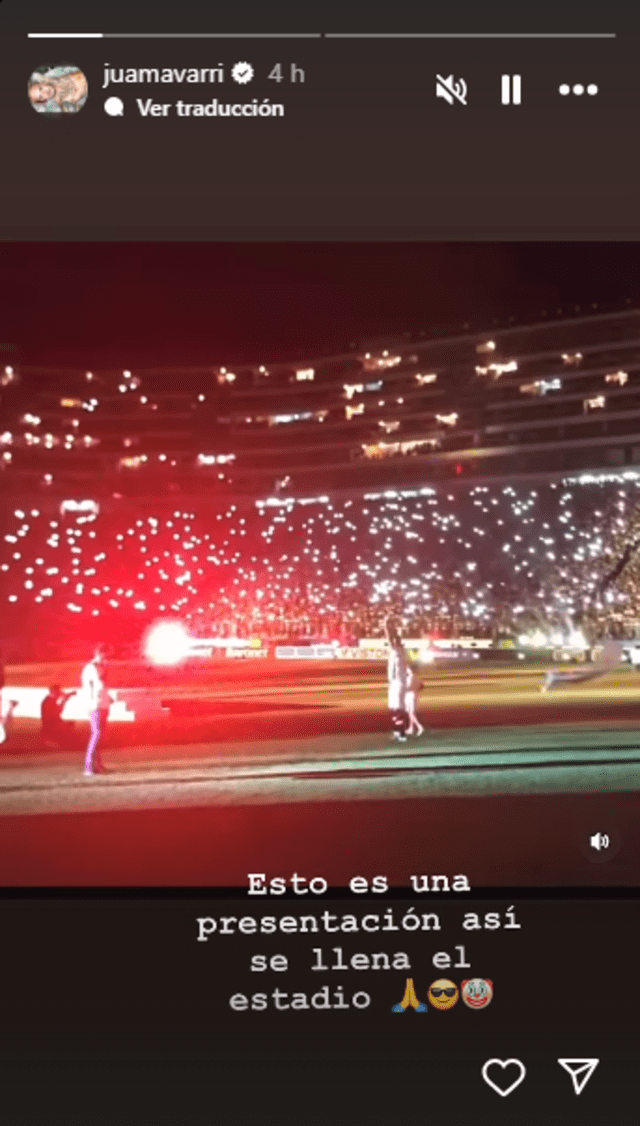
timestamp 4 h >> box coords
[268,64,306,84]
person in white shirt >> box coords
[0,699,18,745]
[405,664,425,737]
[0,646,18,744]
[385,617,409,742]
[81,646,111,775]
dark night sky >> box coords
[1,243,639,368]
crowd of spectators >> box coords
[2,474,640,657]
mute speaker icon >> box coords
[436,75,468,105]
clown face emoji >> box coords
[461,978,493,1009]
[427,979,459,1010]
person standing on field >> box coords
[405,663,425,737]
[385,617,409,742]
[81,646,111,775]
[0,649,18,744]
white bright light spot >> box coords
[144,620,192,665]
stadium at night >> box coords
[1,243,639,887]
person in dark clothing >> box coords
[41,685,76,748]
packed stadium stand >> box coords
[3,307,640,657]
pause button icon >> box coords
[501,74,521,104]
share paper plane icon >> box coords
[558,1059,599,1095]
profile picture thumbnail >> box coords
[28,64,88,114]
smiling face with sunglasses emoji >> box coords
[427,979,459,1010]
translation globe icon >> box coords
[104,97,124,116]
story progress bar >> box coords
[28,32,616,40]
[27,33,324,39]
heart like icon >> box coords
[481,1059,526,1097]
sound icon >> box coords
[436,74,468,105]
[589,832,610,851]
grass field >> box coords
[1,657,638,885]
